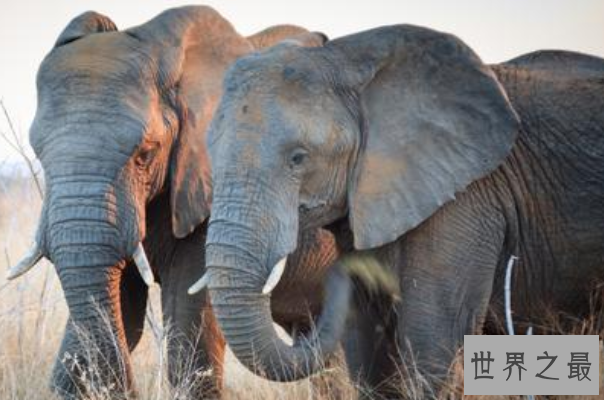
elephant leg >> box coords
[160,227,225,398]
[395,203,505,398]
[343,288,399,400]
[120,261,149,351]
[162,288,225,399]
[163,299,224,398]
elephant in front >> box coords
[6,6,334,399]
[195,24,604,398]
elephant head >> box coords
[197,25,519,381]
[6,5,324,397]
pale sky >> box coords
[1,0,603,162]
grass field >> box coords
[0,172,602,399]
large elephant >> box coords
[6,6,333,399]
[194,23,604,397]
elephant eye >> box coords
[289,148,309,168]
[135,143,159,167]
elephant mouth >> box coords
[298,200,327,214]
[297,202,338,230]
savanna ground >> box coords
[0,107,602,399]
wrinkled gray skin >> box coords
[203,24,604,398]
[25,6,330,399]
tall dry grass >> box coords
[0,104,601,399]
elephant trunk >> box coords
[205,195,351,381]
[43,183,137,398]
[51,256,132,398]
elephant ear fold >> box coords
[168,105,212,239]
[247,25,327,49]
[130,6,252,238]
[54,11,117,47]
[335,25,519,250]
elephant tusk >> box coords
[6,242,44,280]
[262,256,288,295]
[188,272,211,295]
[132,243,155,286]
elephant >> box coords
[193,23,604,398]
[6,5,335,399]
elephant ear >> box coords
[333,25,519,250]
[129,6,252,238]
[247,25,327,49]
[54,11,117,47]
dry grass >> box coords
[0,108,601,399]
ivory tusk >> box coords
[262,256,288,295]
[132,243,155,286]
[6,243,43,280]
[188,272,211,295]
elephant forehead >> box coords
[41,32,150,88]
[226,46,326,96]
